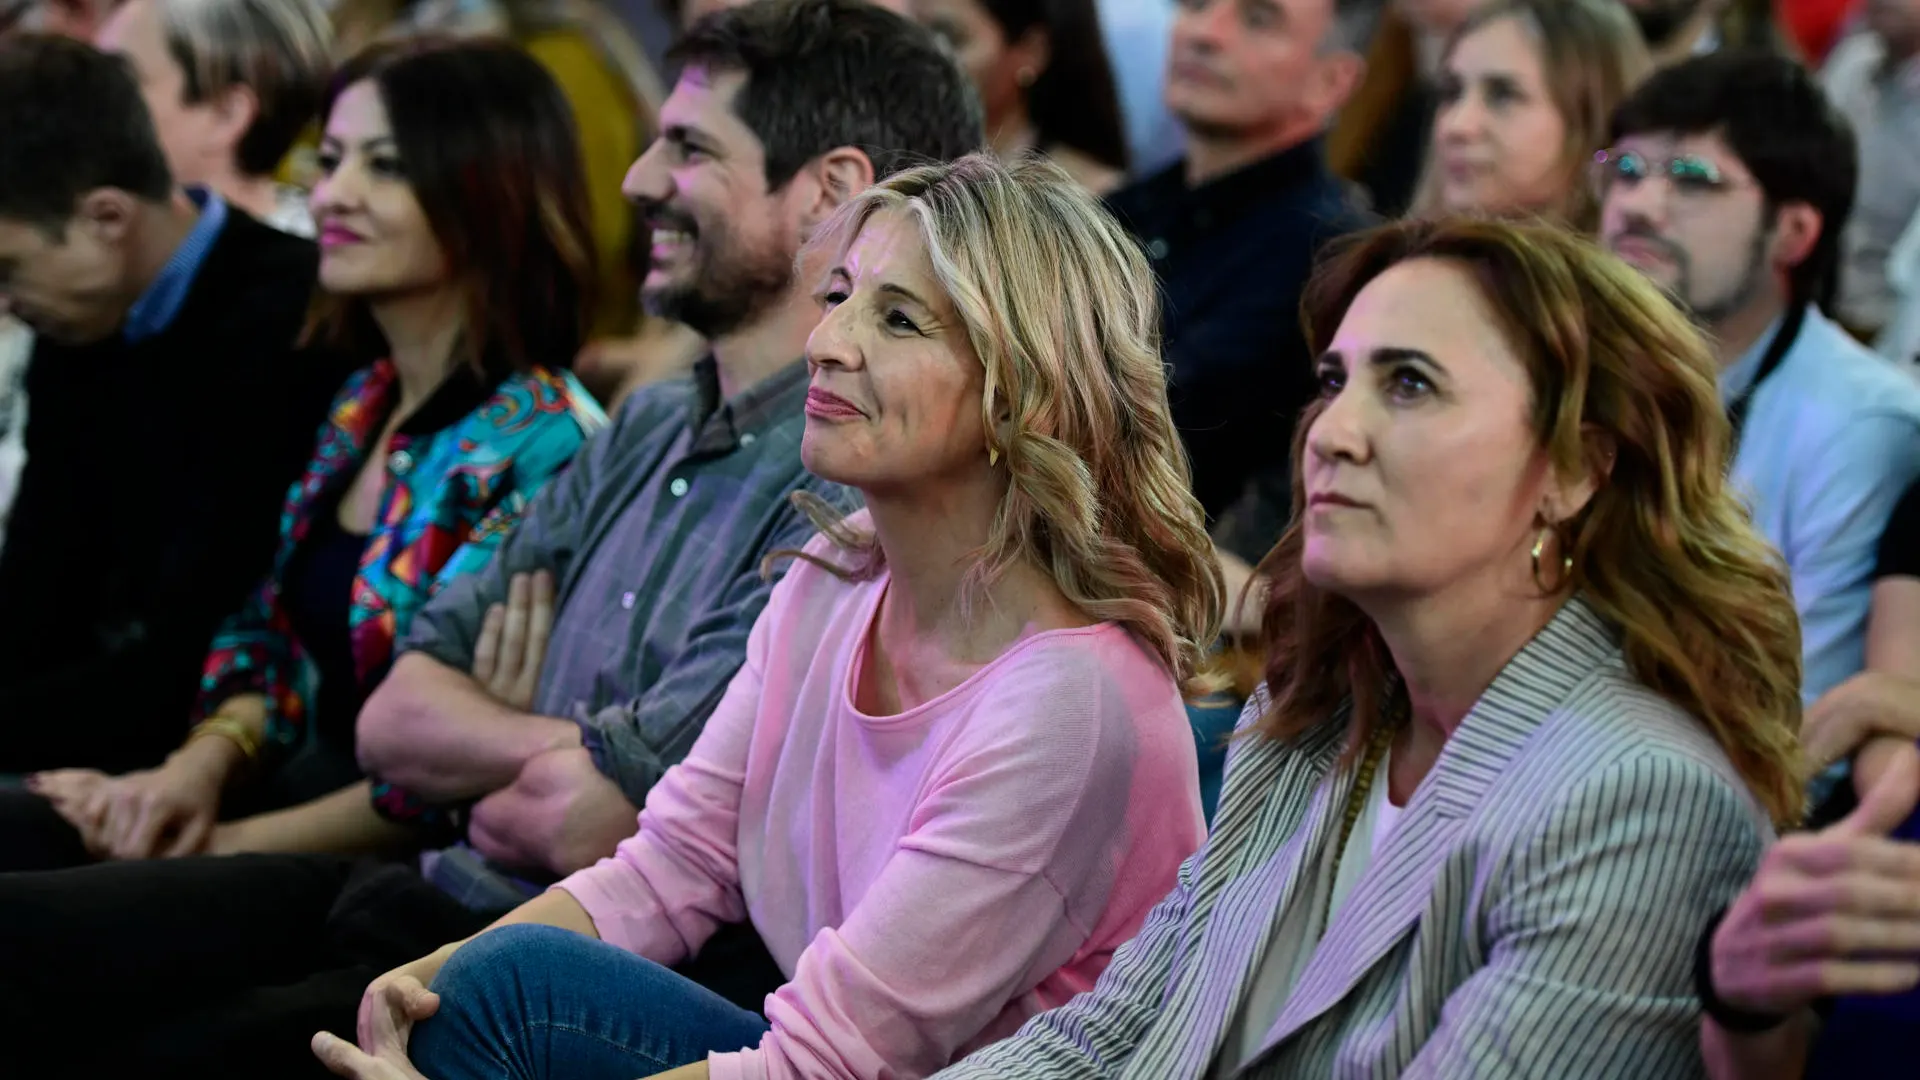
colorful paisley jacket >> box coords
[195,360,605,823]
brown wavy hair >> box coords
[1409,0,1651,232]
[1254,217,1804,826]
[789,154,1225,694]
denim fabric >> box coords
[410,924,771,1080]
[1187,693,1241,825]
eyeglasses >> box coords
[1590,148,1754,204]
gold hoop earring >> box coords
[1530,526,1573,593]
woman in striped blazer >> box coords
[939,218,1807,1078]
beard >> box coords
[1680,226,1772,325]
[1626,0,1707,48]
[1609,220,1769,325]
[641,204,795,340]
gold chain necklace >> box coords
[1319,701,1404,930]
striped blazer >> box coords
[940,598,1774,1079]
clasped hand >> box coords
[30,740,227,860]
[1711,741,1920,1018]
[311,963,441,1080]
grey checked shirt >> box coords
[402,357,858,908]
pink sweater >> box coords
[555,521,1205,1080]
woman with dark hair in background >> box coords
[9,35,606,874]
[329,0,698,418]
[910,0,1128,193]
[331,0,662,342]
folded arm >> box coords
[357,653,581,802]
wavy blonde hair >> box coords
[1410,0,1652,232]
[792,153,1225,694]
[1255,218,1804,826]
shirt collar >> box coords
[685,356,811,454]
[1117,137,1331,231]
[1719,309,1789,403]
[397,362,499,437]
[124,187,228,343]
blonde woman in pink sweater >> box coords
[316,154,1225,1080]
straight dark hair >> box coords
[980,0,1128,171]
[669,0,985,188]
[307,36,596,379]
[0,34,172,231]
[1608,50,1855,314]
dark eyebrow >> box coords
[1315,346,1445,370]
[317,134,397,152]
[1368,346,1445,371]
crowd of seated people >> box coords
[6,30,610,872]
[0,0,1918,1077]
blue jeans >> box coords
[409,924,772,1080]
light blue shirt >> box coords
[123,187,228,343]
[1097,0,1183,177]
[1724,306,1920,707]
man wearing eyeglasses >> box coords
[1597,51,1920,726]
[1598,53,1920,1080]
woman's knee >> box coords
[411,924,602,1076]
[429,922,594,1001]
[413,924,769,1080]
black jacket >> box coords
[0,210,353,773]
[1106,140,1373,553]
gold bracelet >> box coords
[187,715,261,763]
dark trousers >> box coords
[0,852,787,1078]
[0,785,93,871]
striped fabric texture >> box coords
[938,597,1774,1079]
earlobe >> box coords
[1543,426,1615,524]
[213,84,262,144]
[1319,53,1365,114]
[77,189,136,244]
[1774,203,1824,271]
[808,148,877,222]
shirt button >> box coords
[1146,238,1170,260]
[389,449,413,475]
[740,432,757,447]
[669,477,690,498]
[621,591,637,610]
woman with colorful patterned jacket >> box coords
[5,36,607,870]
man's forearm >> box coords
[356,653,581,802]
[1702,1014,1812,1080]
